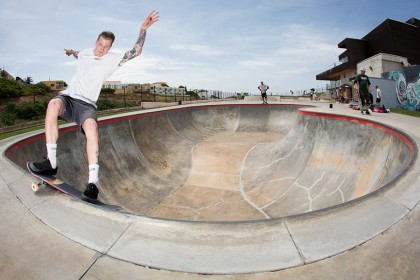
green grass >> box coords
[390,108,420,118]
[0,125,45,140]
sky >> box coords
[1,0,419,95]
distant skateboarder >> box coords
[258,81,269,104]
[29,10,159,203]
[354,68,371,110]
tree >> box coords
[0,78,21,98]
[1,69,7,78]
[25,76,33,84]
[33,82,51,95]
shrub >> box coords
[0,78,22,98]
[96,100,119,110]
[0,102,48,126]
[0,111,17,126]
[15,102,47,120]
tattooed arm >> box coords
[64,49,79,59]
[119,10,159,67]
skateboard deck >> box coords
[27,162,121,210]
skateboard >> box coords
[27,162,121,210]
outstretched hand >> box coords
[141,10,159,30]
[64,49,73,56]
[64,48,79,59]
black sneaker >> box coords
[29,159,57,175]
[81,183,99,203]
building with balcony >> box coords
[317,17,420,101]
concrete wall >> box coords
[358,53,408,78]
[369,77,397,109]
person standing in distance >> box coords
[29,11,160,203]
[258,81,269,104]
[375,85,382,105]
[354,68,371,109]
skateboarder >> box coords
[258,81,269,104]
[29,10,159,203]
[354,68,371,111]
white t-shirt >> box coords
[61,48,123,107]
[376,88,382,99]
[258,84,268,93]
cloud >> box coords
[91,15,137,26]
[238,59,275,67]
[3,0,409,94]
[169,44,225,56]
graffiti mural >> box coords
[383,66,420,111]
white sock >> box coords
[46,143,57,169]
[88,164,99,186]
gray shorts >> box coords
[55,95,97,127]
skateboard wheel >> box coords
[31,182,40,192]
